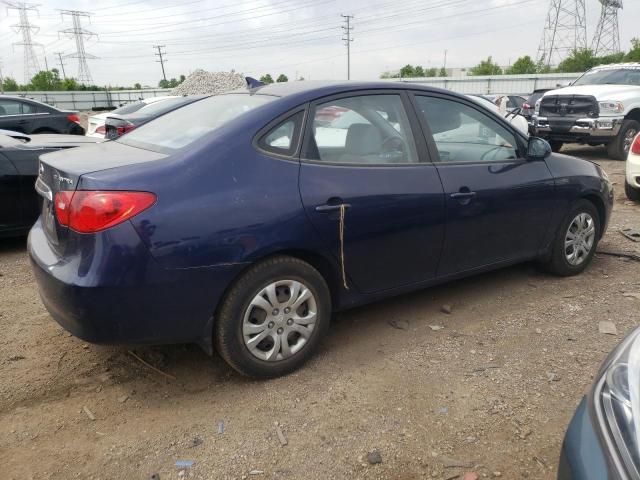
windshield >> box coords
[119,94,275,152]
[111,102,146,115]
[573,67,640,86]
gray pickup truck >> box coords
[533,63,640,160]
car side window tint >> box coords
[306,94,418,164]
[0,100,23,116]
[415,96,519,163]
[259,111,303,156]
[21,102,37,114]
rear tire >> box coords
[540,200,600,276]
[607,119,640,160]
[549,140,563,153]
[214,256,331,379]
[626,180,640,202]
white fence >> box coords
[2,88,173,111]
[2,72,582,110]
[387,73,580,95]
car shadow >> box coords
[0,236,28,255]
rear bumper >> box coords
[535,116,624,142]
[28,218,242,347]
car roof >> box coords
[0,94,58,108]
[589,62,640,71]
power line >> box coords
[341,14,354,80]
[154,45,167,82]
[4,1,42,83]
[54,51,66,78]
[59,9,97,83]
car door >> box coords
[410,92,556,275]
[298,91,445,294]
[0,152,23,233]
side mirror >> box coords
[527,137,552,160]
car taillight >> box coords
[95,125,106,135]
[67,114,80,124]
[53,190,156,233]
[523,103,531,109]
[632,134,640,155]
[116,123,135,136]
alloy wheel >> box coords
[242,280,317,361]
[564,212,596,266]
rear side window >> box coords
[119,94,275,152]
[0,100,22,115]
[258,112,303,156]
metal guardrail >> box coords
[1,89,173,111]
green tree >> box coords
[399,64,415,78]
[179,74,186,83]
[61,78,79,90]
[276,74,288,82]
[556,49,597,72]
[506,55,538,74]
[439,67,447,77]
[469,56,502,75]
[158,79,170,88]
[2,77,20,91]
[425,68,438,77]
[134,82,142,89]
[379,70,399,79]
[260,74,274,84]
[626,38,640,62]
[30,69,63,90]
[414,66,425,77]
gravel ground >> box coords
[1,146,639,480]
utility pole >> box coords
[59,9,97,84]
[0,59,4,93]
[54,51,66,78]
[153,45,167,82]
[443,49,448,72]
[5,1,42,83]
[341,14,354,80]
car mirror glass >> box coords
[527,137,552,160]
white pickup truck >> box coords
[533,63,640,160]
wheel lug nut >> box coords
[284,307,291,314]
[268,322,275,329]
[272,309,279,315]
[277,327,284,334]
[287,319,293,325]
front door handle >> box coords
[315,203,351,213]
[450,192,476,199]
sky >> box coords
[0,0,638,87]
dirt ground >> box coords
[1,146,639,480]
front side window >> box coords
[415,96,519,163]
[306,94,418,164]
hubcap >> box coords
[242,280,317,362]
[624,129,638,154]
[564,212,595,266]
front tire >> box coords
[607,119,640,160]
[214,256,331,378]
[541,200,600,276]
[626,180,640,202]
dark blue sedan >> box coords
[29,81,613,378]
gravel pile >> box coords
[172,69,246,95]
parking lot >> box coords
[0,145,638,480]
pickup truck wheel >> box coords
[549,140,563,152]
[626,180,640,202]
[607,119,640,160]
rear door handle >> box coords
[315,203,351,213]
[450,192,476,199]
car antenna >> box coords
[245,77,265,90]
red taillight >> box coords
[53,191,156,233]
[523,103,531,109]
[67,114,80,124]
[632,133,640,155]
[116,124,136,136]
[95,125,106,135]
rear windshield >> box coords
[119,94,275,152]
[112,102,146,115]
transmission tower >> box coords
[154,45,167,82]
[537,0,587,68]
[341,14,354,80]
[59,9,97,84]
[4,1,42,83]
[592,0,623,56]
